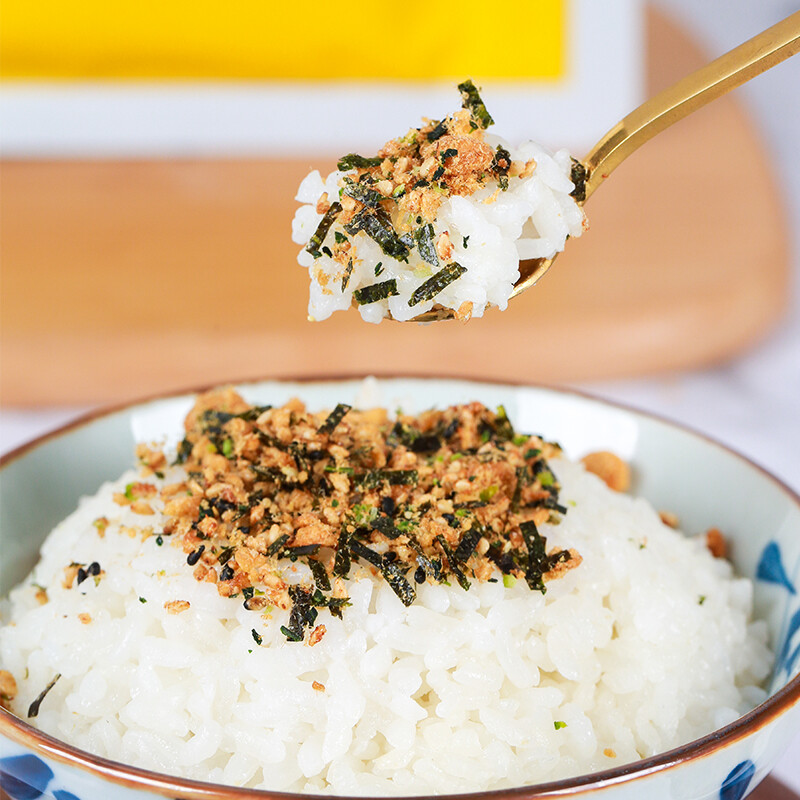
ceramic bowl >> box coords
[1,377,799,800]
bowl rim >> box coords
[1,372,799,800]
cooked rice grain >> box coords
[0,459,771,795]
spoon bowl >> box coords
[408,10,800,323]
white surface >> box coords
[0,1,642,157]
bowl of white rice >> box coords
[1,377,798,800]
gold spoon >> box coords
[410,11,800,323]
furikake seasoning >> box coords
[157,389,580,644]
[304,81,541,317]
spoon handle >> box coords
[583,11,800,200]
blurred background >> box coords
[1,0,799,790]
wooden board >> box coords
[0,8,789,406]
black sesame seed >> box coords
[383,551,398,564]
[87,562,101,576]
[380,496,396,515]
[220,563,234,581]
[187,545,205,566]
[76,567,88,585]
[155,535,164,546]
[443,513,458,528]
[414,566,426,584]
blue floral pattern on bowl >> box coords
[757,541,800,681]
[719,760,755,800]
[0,753,81,800]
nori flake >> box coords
[235,404,273,422]
[266,533,290,557]
[436,534,470,591]
[27,673,61,718]
[349,539,383,568]
[306,201,342,258]
[520,520,547,593]
[175,437,193,464]
[341,177,385,208]
[371,515,402,539]
[381,560,416,606]
[408,262,467,306]
[570,158,587,203]
[282,586,318,643]
[337,153,382,170]
[457,79,494,130]
[492,145,512,176]
[341,259,354,292]
[318,402,352,434]
[308,558,331,591]
[410,434,441,453]
[345,208,410,261]
[333,530,352,578]
[355,469,418,489]
[353,279,400,305]
[427,119,448,141]
[492,405,516,442]
[454,524,483,563]
[413,224,440,266]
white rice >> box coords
[0,457,771,795]
[292,137,586,323]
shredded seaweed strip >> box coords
[436,535,470,591]
[454,523,484,563]
[407,535,440,580]
[341,260,354,292]
[333,530,352,578]
[345,208,411,261]
[353,279,399,305]
[341,177,385,208]
[408,262,467,306]
[458,79,494,129]
[570,158,587,203]
[306,202,342,258]
[27,673,61,718]
[381,560,416,606]
[236,405,273,422]
[427,119,448,141]
[337,153,382,170]
[349,539,383,568]
[370,515,402,539]
[308,558,331,591]
[492,405,516,442]
[355,469,418,489]
[413,224,440,266]
[492,145,512,176]
[266,533,290,556]
[519,520,572,593]
[281,586,318,642]
[318,403,352,434]
[520,521,547,592]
